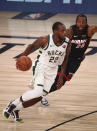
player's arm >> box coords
[88,26,97,37]
[22,36,48,56]
[61,42,71,75]
[66,26,73,40]
[60,26,73,73]
[57,41,71,89]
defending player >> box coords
[42,14,97,104]
[3,22,71,123]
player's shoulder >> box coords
[38,35,49,48]
[39,35,49,44]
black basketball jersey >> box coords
[69,25,91,58]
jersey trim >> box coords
[64,37,70,44]
[52,35,69,47]
[37,84,44,87]
[33,60,39,76]
[43,89,49,94]
[33,55,40,75]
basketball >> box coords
[16,56,32,71]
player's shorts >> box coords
[31,60,58,94]
[50,56,84,92]
[66,56,84,74]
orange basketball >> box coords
[16,56,32,71]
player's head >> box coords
[76,14,88,30]
[52,22,66,40]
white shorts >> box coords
[22,61,58,101]
[30,60,58,94]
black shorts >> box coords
[50,56,84,92]
[66,56,84,74]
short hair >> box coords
[52,22,64,32]
[76,14,87,23]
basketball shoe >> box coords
[3,101,16,119]
[11,110,23,123]
[3,101,23,123]
[41,97,49,106]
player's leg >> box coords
[49,65,61,92]
[66,57,83,78]
[41,74,59,106]
[41,66,64,106]
[41,66,58,106]
[3,63,44,122]
[3,85,43,122]
[49,64,68,93]
[28,73,49,106]
[49,56,83,93]
[41,57,83,106]
[41,65,67,106]
[10,76,36,122]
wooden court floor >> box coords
[0,11,97,131]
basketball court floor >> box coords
[0,11,97,131]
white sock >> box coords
[15,102,23,110]
[12,98,21,106]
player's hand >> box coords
[15,55,23,70]
[15,57,22,70]
[15,58,19,70]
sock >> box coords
[42,95,46,100]
[12,98,21,106]
[15,102,23,110]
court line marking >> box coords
[45,110,97,131]
[0,35,97,41]
[0,35,38,39]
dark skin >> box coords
[16,24,71,88]
[59,16,97,88]
[68,16,97,40]
[22,24,67,55]
[56,42,71,89]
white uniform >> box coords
[22,34,69,101]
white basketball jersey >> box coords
[36,34,69,67]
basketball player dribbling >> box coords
[43,14,97,105]
[3,22,71,123]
